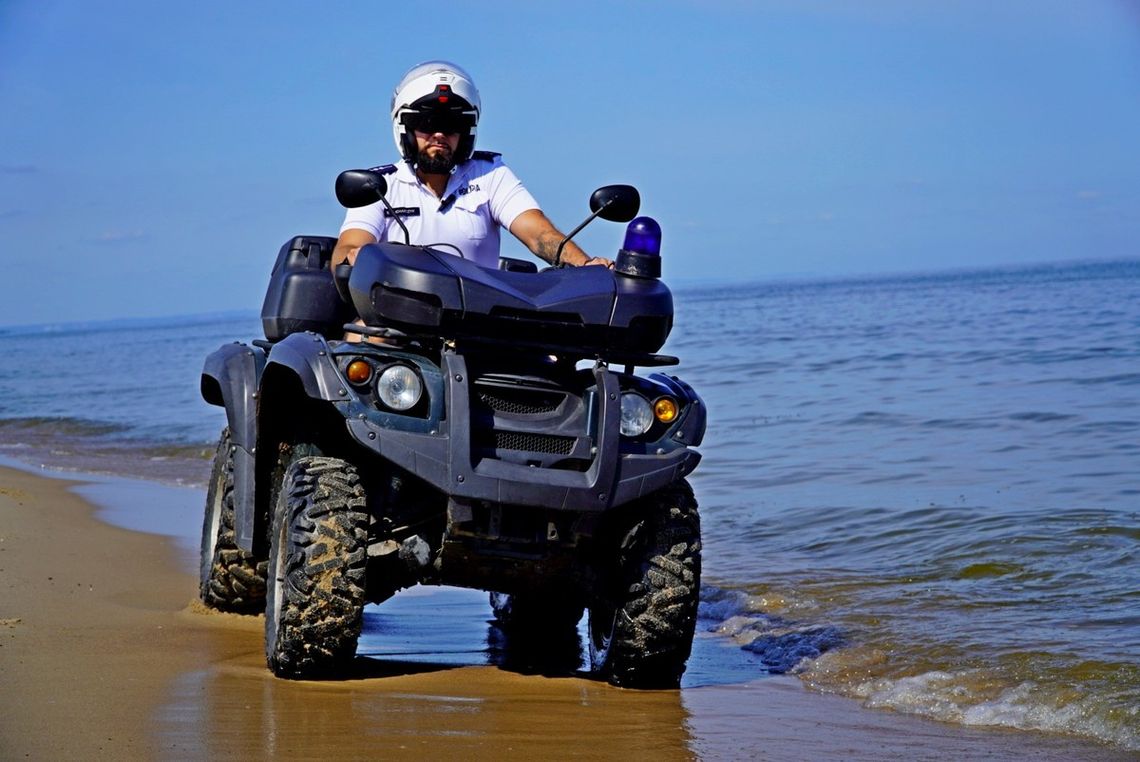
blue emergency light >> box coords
[615,216,662,278]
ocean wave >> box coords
[0,416,214,487]
[1007,411,1079,423]
[0,310,258,340]
[802,654,1140,751]
[960,681,1138,749]
[1071,373,1140,387]
[0,415,132,438]
[838,411,913,427]
[699,582,1140,751]
[698,586,845,674]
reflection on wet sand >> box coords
[160,599,694,759]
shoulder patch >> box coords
[366,164,398,175]
[470,151,501,162]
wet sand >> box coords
[0,464,1129,760]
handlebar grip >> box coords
[333,263,353,304]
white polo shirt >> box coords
[339,152,539,269]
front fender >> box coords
[201,342,267,552]
[649,372,706,447]
[245,331,354,553]
[262,331,351,403]
[201,342,267,450]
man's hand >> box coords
[331,228,378,270]
[580,256,615,268]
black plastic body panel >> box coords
[200,341,267,548]
[348,242,673,353]
[338,351,702,511]
[261,236,354,341]
[498,256,538,274]
[261,330,352,401]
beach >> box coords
[0,463,1128,760]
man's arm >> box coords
[508,209,613,267]
[331,228,378,270]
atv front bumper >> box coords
[339,351,702,512]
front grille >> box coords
[475,430,576,455]
[475,385,564,415]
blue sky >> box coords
[1,0,1138,326]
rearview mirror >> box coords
[589,185,640,222]
[552,184,643,266]
[335,169,389,208]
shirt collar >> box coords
[443,162,472,198]
[393,160,419,185]
[394,159,472,199]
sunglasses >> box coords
[403,113,473,136]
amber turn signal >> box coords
[654,397,678,423]
[346,359,373,385]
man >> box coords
[331,60,611,271]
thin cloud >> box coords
[1075,190,1102,200]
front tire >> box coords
[589,480,702,689]
[199,429,267,613]
[265,454,369,679]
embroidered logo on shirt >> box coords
[384,207,421,218]
[439,183,482,212]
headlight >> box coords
[620,393,654,437]
[376,365,423,411]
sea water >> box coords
[1,259,1137,749]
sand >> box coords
[0,464,1129,760]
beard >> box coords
[416,146,455,174]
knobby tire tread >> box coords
[267,456,369,679]
[200,429,268,613]
[596,479,701,689]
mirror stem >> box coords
[553,200,612,267]
[375,188,411,244]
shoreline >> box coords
[0,463,1129,759]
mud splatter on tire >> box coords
[199,429,267,613]
[265,455,369,679]
[590,479,701,689]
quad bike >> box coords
[198,169,705,688]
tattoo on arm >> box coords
[534,231,562,264]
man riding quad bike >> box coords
[198,171,706,688]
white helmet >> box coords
[390,60,481,165]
